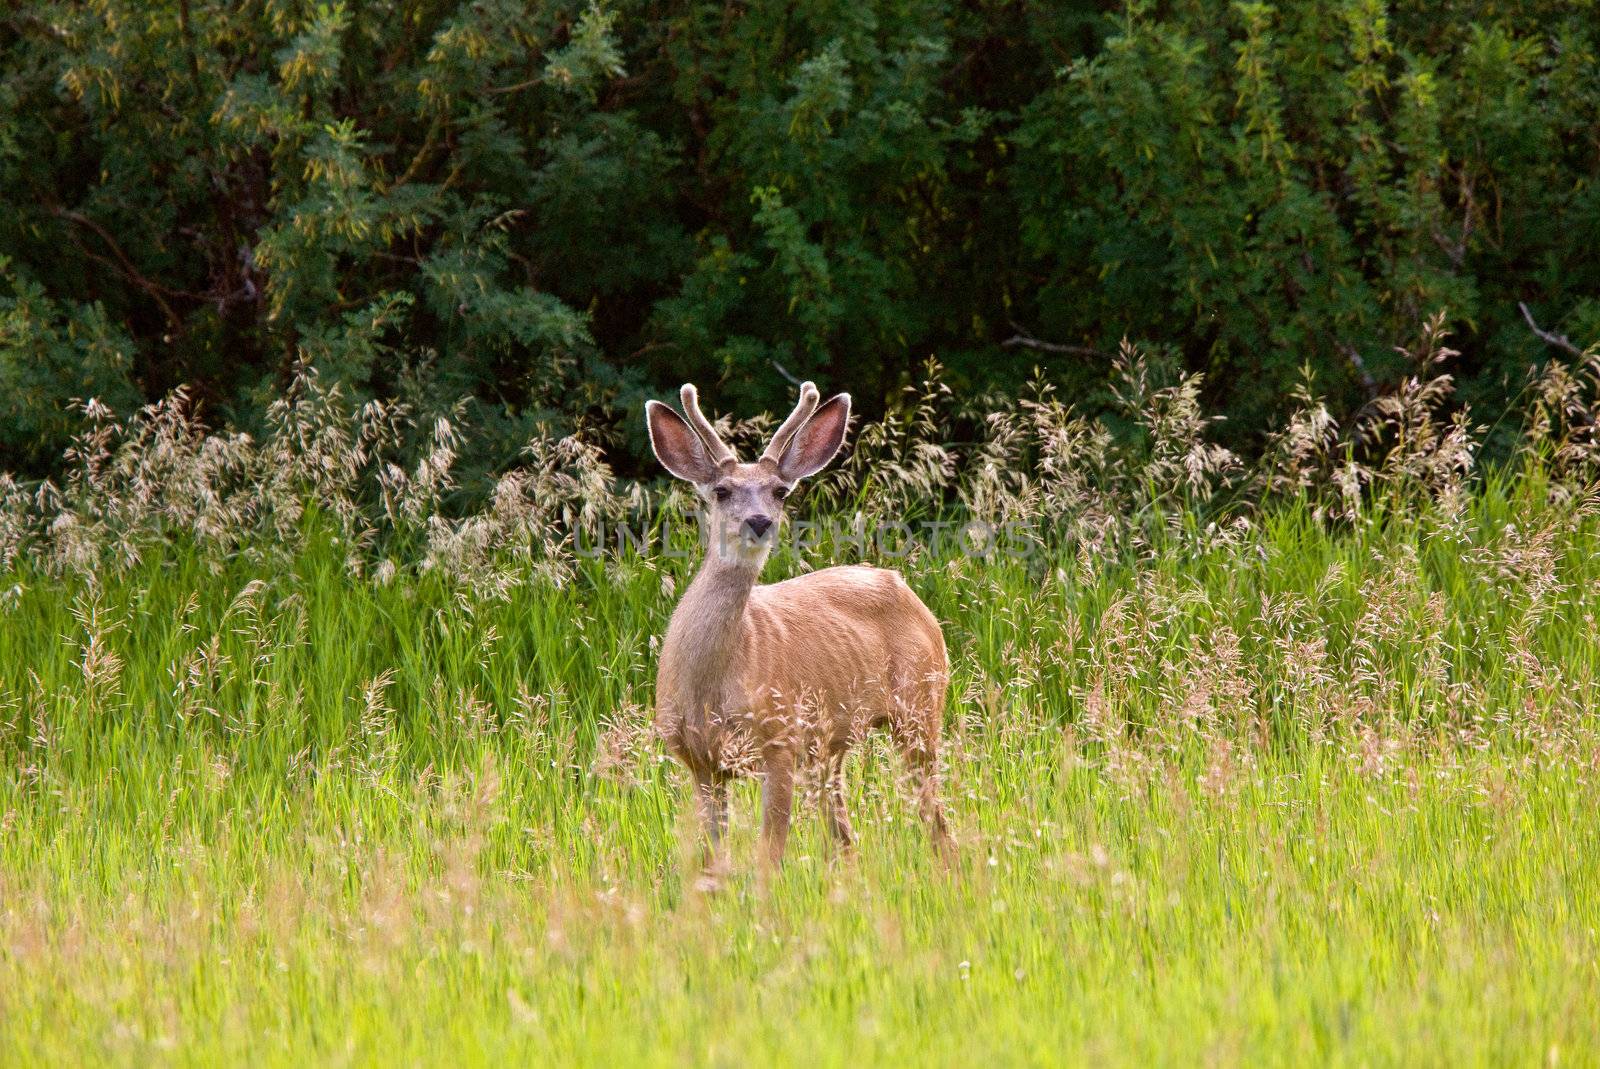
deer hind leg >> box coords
[823,751,855,850]
[890,672,954,859]
[694,774,729,873]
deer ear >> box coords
[647,400,720,484]
[776,393,851,482]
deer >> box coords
[645,380,953,875]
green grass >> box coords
[2,474,1599,1065]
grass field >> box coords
[3,456,1599,1064]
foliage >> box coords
[4,453,1600,1061]
[2,268,1600,1061]
[4,313,1598,597]
[2,0,1597,479]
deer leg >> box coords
[907,742,953,858]
[823,752,855,851]
[759,748,795,870]
[891,695,954,859]
[694,775,729,872]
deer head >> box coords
[645,381,851,562]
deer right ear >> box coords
[646,400,720,484]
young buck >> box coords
[646,381,952,871]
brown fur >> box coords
[646,384,952,870]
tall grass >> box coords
[2,325,1600,1064]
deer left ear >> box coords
[776,393,850,482]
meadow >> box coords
[3,343,1600,1065]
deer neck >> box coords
[663,552,762,695]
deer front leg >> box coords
[824,752,855,851]
[759,747,795,870]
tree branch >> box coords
[485,77,542,96]
[769,358,802,387]
[389,114,443,188]
[1520,302,1584,358]
[52,208,203,329]
[1001,322,1111,360]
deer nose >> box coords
[745,515,773,538]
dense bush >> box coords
[2,0,1597,479]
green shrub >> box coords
[2,0,1596,478]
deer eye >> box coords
[712,486,732,502]
[773,486,790,501]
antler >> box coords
[760,381,820,467]
[679,384,737,467]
